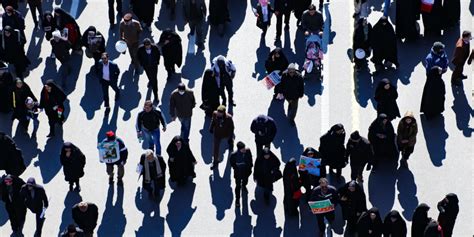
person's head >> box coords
[63,142,73,154]
[144,149,155,161]
[15,78,23,88]
[143,38,152,49]
[381,78,390,90]
[287,63,297,76]
[4,175,13,186]
[216,105,226,117]
[259,0,268,6]
[143,100,153,112]
[101,52,109,64]
[306,149,315,157]
[462,30,472,41]
[78,202,89,212]
[348,180,357,192]
[67,224,77,236]
[26,177,36,190]
[123,13,133,24]
[370,212,377,220]
[350,131,361,142]
[333,124,344,135]
[379,113,388,125]
[319,178,329,191]
[5,6,14,16]
[236,141,246,153]
[105,130,115,141]
[262,147,271,159]
[177,83,186,95]
[3,26,12,37]
[308,4,316,15]
[432,42,445,54]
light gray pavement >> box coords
[0,0,473,236]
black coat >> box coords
[140,154,166,189]
[0,132,25,176]
[0,70,13,113]
[54,8,81,47]
[383,210,407,237]
[131,0,156,24]
[0,175,26,220]
[253,151,281,190]
[137,44,161,67]
[274,0,293,14]
[421,0,443,36]
[81,26,106,60]
[357,207,383,237]
[11,81,37,120]
[278,70,304,100]
[309,185,339,214]
[374,81,400,120]
[442,0,460,28]
[346,136,373,168]
[2,10,25,31]
[250,115,277,144]
[395,0,420,40]
[0,30,29,68]
[420,68,445,118]
[368,117,397,159]
[166,136,196,181]
[283,159,300,215]
[158,30,182,68]
[39,81,67,123]
[265,48,289,75]
[201,69,220,114]
[60,144,86,182]
[51,37,71,63]
[338,182,367,220]
[20,184,48,213]
[370,18,398,66]
[72,202,99,232]
[353,19,372,59]
[437,193,458,237]
[209,0,229,25]
[229,148,253,179]
[411,203,431,237]
[319,124,346,169]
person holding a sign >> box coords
[370,16,399,73]
[338,181,367,234]
[276,63,304,126]
[20,177,49,237]
[96,52,121,109]
[319,124,346,179]
[211,55,236,106]
[283,157,301,216]
[81,26,106,63]
[139,149,166,199]
[99,131,128,186]
[71,202,99,237]
[309,178,338,236]
[265,48,288,95]
[253,147,281,204]
[346,131,373,182]
[299,147,324,197]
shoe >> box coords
[117,179,124,186]
[74,185,81,192]
[235,199,240,207]
[46,132,55,138]
[109,177,114,185]
[289,120,296,127]
[242,186,248,193]
[461,74,468,79]
[210,163,218,170]
[69,184,73,191]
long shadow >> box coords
[105,28,120,61]
[199,116,212,164]
[158,77,181,123]
[230,193,253,237]
[41,57,59,84]
[451,85,474,137]
[34,131,64,184]
[58,191,83,236]
[96,104,119,142]
[208,0,247,60]
[166,182,197,237]
[181,51,206,89]
[63,52,84,95]
[293,28,306,67]
[80,68,103,120]
[252,37,271,81]
[304,77,323,107]
[97,185,126,237]
[442,27,461,72]
[60,0,88,18]
[353,67,375,108]
[395,37,431,85]
[134,187,165,236]
[12,127,40,169]
[368,159,398,217]
[118,68,141,121]
[420,114,448,167]
[26,30,44,71]
[322,4,336,51]
[0,113,13,136]
[250,189,282,237]
[155,0,186,32]
[396,167,418,221]
[283,213,301,237]
[267,99,303,162]
[367,0,385,13]
[471,0,474,15]
[209,157,233,220]
[0,202,8,227]
[299,199,318,236]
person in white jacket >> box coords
[211,55,236,106]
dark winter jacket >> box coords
[0,132,25,176]
[158,29,183,68]
[250,115,277,144]
[338,182,367,220]
[411,203,431,237]
[95,60,120,82]
[166,136,196,181]
[137,43,160,67]
[71,202,99,233]
[20,184,48,213]
[374,80,400,120]
[383,210,407,237]
[278,70,304,100]
[136,108,166,131]
[0,175,26,212]
[309,185,339,214]
[60,143,86,182]
[230,148,253,179]
[210,111,234,138]
[346,136,373,168]
[183,0,207,22]
[265,47,289,75]
[319,124,346,169]
[253,151,281,190]
[139,153,166,189]
[356,207,384,237]
[437,193,459,237]
[51,37,71,63]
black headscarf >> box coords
[412,203,431,237]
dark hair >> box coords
[308,4,316,10]
[462,30,472,38]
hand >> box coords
[169,157,175,162]
[171,116,177,121]
[53,105,58,110]
[340,196,347,201]
[304,31,309,36]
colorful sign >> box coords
[262,71,281,89]
[308,200,335,214]
[298,155,322,176]
[97,140,120,163]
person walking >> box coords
[183,0,207,50]
[420,66,446,119]
[368,113,397,168]
[283,157,301,216]
[39,80,67,138]
[396,112,417,168]
[374,79,400,121]
[60,142,86,192]
[383,210,407,237]
[411,203,431,237]
[0,175,27,236]
[158,29,183,79]
[81,26,106,63]
[310,178,338,237]
[170,83,196,143]
[301,4,324,36]
[137,38,161,102]
[345,131,373,182]
[131,0,157,31]
[211,55,236,106]
[356,207,383,237]
[451,30,472,86]
[60,224,85,237]
[253,147,281,204]
[138,149,166,200]
[98,131,128,186]
[275,63,304,126]
[274,0,293,42]
[299,147,324,198]
[0,26,30,78]
[11,79,37,134]
[209,0,230,36]
[119,13,142,70]
[201,69,221,117]
[370,16,399,73]
[338,181,367,234]
[166,136,197,185]
[250,114,277,156]
[209,105,234,170]
[319,124,346,178]
[253,0,273,36]
[136,100,167,154]
[437,193,459,237]
[53,8,82,51]
[108,0,123,27]
[27,0,43,27]
[425,41,449,75]
[20,177,49,237]
[50,30,72,80]
[230,141,253,207]
[71,202,98,237]
[96,52,121,109]
[2,6,25,37]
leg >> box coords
[224,78,234,105]
[106,164,114,183]
[212,136,222,164]
[350,164,358,181]
[101,81,110,107]
[32,116,39,137]
[234,178,242,200]
[35,212,45,237]
[145,65,159,100]
[195,20,205,48]
[142,129,154,150]
[151,128,161,155]
[108,0,115,24]
[117,164,125,181]
[179,117,192,142]
[109,80,121,100]
[276,13,283,38]
[116,0,123,15]
[451,64,463,84]
[316,214,326,236]
[287,99,299,120]
[47,116,55,137]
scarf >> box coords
[144,155,163,182]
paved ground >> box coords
[0,0,473,236]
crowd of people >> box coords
[0,0,471,236]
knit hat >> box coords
[63,142,73,148]
[236,141,245,149]
[350,131,361,140]
[287,63,297,70]
[217,105,226,112]
[177,82,186,91]
[106,131,115,138]
[26,177,36,186]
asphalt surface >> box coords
[0,0,473,236]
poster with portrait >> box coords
[98,140,120,163]
[308,200,335,214]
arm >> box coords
[209,114,216,133]
[158,111,166,129]
[41,188,49,208]
[135,112,142,132]
[118,139,128,164]
[191,92,196,108]
[169,94,176,118]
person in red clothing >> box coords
[451,30,472,86]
